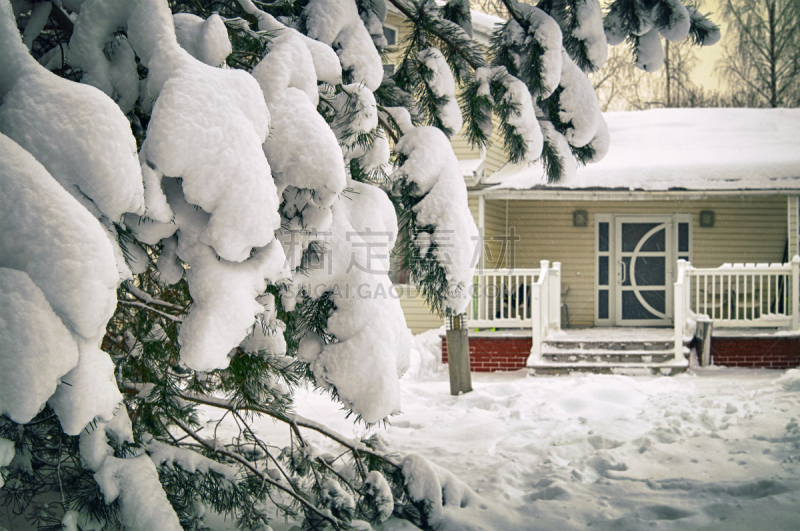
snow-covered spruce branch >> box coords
[171,389,402,471]
[118,300,184,322]
[168,416,347,530]
[124,281,185,311]
[386,0,485,70]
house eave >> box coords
[473,188,800,201]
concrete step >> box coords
[528,360,688,376]
[544,340,674,351]
[542,350,674,364]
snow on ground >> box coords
[206,330,800,530]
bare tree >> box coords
[717,0,800,107]
[591,38,699,110]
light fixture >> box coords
[573,210,589,227]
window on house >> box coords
[383,25,397,46]
[383,64,395,77]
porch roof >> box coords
[484,108,800,194]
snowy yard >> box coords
[210,332,800,530]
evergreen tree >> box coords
[0,0,716,529]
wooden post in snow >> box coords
[447,313,472,395]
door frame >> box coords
[594,213,692,327]
[614,215,674,326]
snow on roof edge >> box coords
[485,108,800,193]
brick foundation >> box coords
[710,336,800,369]
[441,336,531,372]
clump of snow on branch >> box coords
[634,27,665,72]
[331,83,379,153]
[402,454,444,526]
[241,293,288,358]
[687,7,720,46]
[0,133,121,435]
[116,0,296,370]
[173,12,232,66]
[0,268,79,424]
[80,410,182,531]
[0,437,13,488]
[393,126,479,314]
[557,49,603,148]
[512,4,563,98]
[0,1,144,222]
[418,47,463,136]
[303,0,383,90]
[603,0,715,72]
[296,180,412,423]
[161,179,289,371]
[570,0,608,69]
[144,436,238,479]
[364,470,394,522]
[401,453,479,527]
[135,42,279,261]
[252,26,345,231]
[65,0,139,112]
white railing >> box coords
[470,261,562,362]
[471,267,540,327]
[675,256,800,360]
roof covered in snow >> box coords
[486,108,800,193]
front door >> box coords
[614,217,674,326]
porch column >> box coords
[792,255,799,331]
[478,194,485,269]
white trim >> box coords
[594,214,614,326]
[476,189,800,201]
[593,213,692,327]
[478,195,485,269]
[614,215,674,326]
[505,199,510,268]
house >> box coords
[410,108,800,372]
[381,11,800,372]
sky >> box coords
[691,0,728,90]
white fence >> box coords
[470,261,562,360]
[674,256,800,359]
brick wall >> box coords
[710,337,800,369]
[442,336,531,372]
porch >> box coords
[458,257,800,373]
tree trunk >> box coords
[664,41,671,107]
[768,0,777,107]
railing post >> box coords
[549,262,561,332]
[792,255,800,331]
[539,260,549,335]
[530,283,541,363]
[674,260,687,363]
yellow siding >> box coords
[396,284,443,333]
[790,196,799,258]
[483,199,507,268]
[502,197,789,327]
[468,195,479,220]
[452,132,482,160]
[483,128,508,176]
